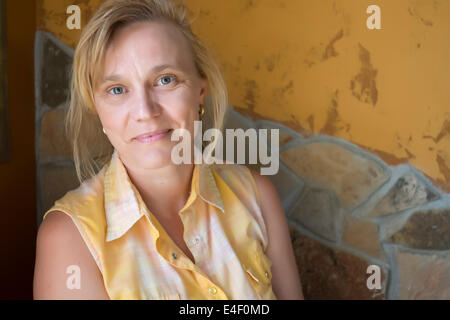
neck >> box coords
[124,160,195,221]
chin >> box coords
[134,148,173,168]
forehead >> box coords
[99,20,195,78]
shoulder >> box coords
[38,210,76,237]
[36,211,85,260]
[35,169,110,299]
[214,163,282,222]
[247,168,286,235]
[34,210,109,299]
[247,168,273,191]
[211,162,278,203]
[210,163,261,196]
[247,168,280,205]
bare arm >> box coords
[250,170,304,300]
[33,211,110,300]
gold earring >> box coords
[198,105,206,150]
[199,104,205,120]
[103,128,106,134]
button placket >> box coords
[242,250,273,287]
[182,207,203,261]
[243,263,260,283]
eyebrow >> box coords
[101,64,181,83]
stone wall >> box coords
[36,30,450,300]
[35,31,79,225]
[225,107,450,300]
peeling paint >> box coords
[304,29,344,68]
[436,154,450,182]
[307,114,315,132]
[243,79,258,113]
[404,148,416,159]
[264,53,281,72]
[408,6,434,27]
[350,44,378,106]
[320,90,340,135]
[423,118,450,143]
[283,115,312,138]
[272,80,294,104]
[320,90,351,137]
[323,29,344,61]
[363,146,410,165]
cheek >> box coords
[156,90,198,124]
[171,105,197,132]
[95,101,127,133]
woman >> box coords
[33,0,303,300]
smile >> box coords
[134,129,172,143]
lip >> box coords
[133,129,172,143]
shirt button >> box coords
[209,287,217,295]
[193,236,200,245]
[264,271,269,278]
[172,252,178,259]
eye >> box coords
[156,75,177,86]
[108,86,125,95]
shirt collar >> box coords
[103,149,225,242]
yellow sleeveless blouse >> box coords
[43,149,277,300]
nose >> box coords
[130,86,161,121]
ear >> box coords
[199,78,208,104]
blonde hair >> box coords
[66,0,228,183]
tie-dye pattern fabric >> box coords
[43,149,277,300]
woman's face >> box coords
[93,20,206,171]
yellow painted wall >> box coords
[37,0,450,192]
